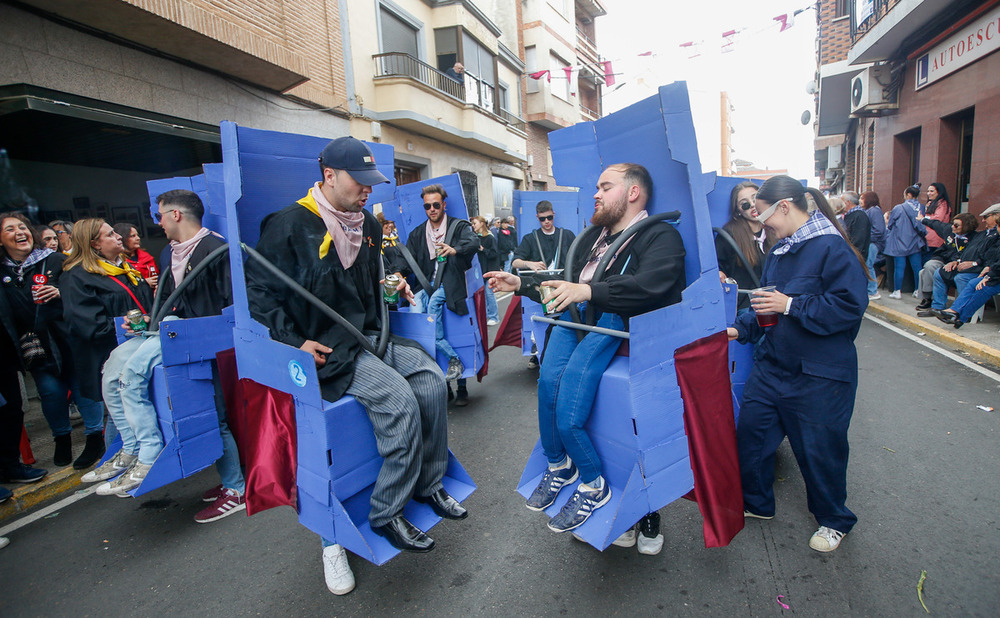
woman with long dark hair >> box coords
[0,213,106,469]
[923,182,952,255]
[727,175,868,554]
[715,181,776,313]
[471,215,500,324]
[113,223,158,289]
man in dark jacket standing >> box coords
[485,163,686,536]
[247,137,467,595]
[402,184,479,381]
[842,192,871,259]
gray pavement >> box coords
[2,308,999,615]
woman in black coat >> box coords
[60,219,154,448]
[715,181,776,312]
[1,212,106,469]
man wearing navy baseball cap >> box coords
[247,135,468,596]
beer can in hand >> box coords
[383,274,401,304]
[126,309,147,333]
[31,284,44,304]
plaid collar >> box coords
[773,211,841,255]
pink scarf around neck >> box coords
[579,210,649,284]
[311,183,365,269]
[170,227,212,286]
[425,214,448,260]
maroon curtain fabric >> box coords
[673,331,745,548]
[217,348,298,516]
[489,295,522,350]
[473,287,490,382]
[20,425,35,465]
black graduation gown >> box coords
[0,251,69,374]
[247,203,387,401]
[512,227,577,270]
[60,265,155,400]
[156,234,232,319]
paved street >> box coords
[2,312,998,616]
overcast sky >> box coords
[596,0,819,183]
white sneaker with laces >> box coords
[82,451,137,483]
[868,293,881,300]
[913,290,920,298]
[612,527,637,547]
[889,290,902,299]
[322,544,356,595]
[96,461,152,496]
[809,526,846,552]
[637,531,664,555]
[486,319,499,326]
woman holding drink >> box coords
[726,175,868,553]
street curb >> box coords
[0,467,83,522]
[866,303,1000,369]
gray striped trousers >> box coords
[345,338,449,527]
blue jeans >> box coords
[102,332,165,465]
[413,287,459,360]
[866,244,878,296]
[212,368,246,493]
[484,285,499,322]
[932,270,976,310]
[32,367,104,437]
[949,277,1000,322]
[892,252,922,292]
[537,310,625,484]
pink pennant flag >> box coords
[529,69,551,82]
[773,13,794,32]
[638,51,653,57]
[563,66,577,96]
[601,60,616,87]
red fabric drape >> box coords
[490,295,522,350]
[20,425,35,465]
[473,287,490,382]
[217,348,298,516]
[673,331,745,547]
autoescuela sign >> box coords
[915,5,1000,90]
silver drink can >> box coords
[383,274,401,304]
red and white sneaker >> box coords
[201,484,225,503]
[194,488,246,524]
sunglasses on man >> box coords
[424,202,443,211]
[537,215,554,222]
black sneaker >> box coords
[916,298,932,310]
[445,357,464,381]
[0,486,12,503]
[527,355,539,370]
[454,387,469,407]
[0,464,48,484]
[547,481,611,533]
[526,461,579,511]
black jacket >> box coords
[715,232,765,311]
[512,228,577,270]
[247,203,387,401]
[60,264,155,400]
[520,219,686,324]
[156,234,232,320]
[0,251,68,374]
[477,233,500,273]
[923,219,973,263]
[496,227,517,254]
[403,218,479,316]
[844,209,871,255]
[956,228,999,273]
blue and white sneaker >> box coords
[546,481,611,533]
[525,461,579,511]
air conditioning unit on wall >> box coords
[827,145,843,173]
[850,65,898,116]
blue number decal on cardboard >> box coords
[288,360,307,388]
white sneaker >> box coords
[637,531,664,555]
[612,527,637,547]
[889,290,902,299]
[913,290,920,298]
[96,461,152,496]
[868,293,881,300]
[81,451,137,483]
[68,403,82,420]
[0,536,8,550]
[486,319,499,326]
[809,526,846,552]
[322,544,356,595]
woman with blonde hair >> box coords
[60,219,154,420]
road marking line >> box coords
[864,313,1000,383]
[0,485,97,537]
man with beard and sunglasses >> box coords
[484,163,686,536]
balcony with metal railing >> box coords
[575,26,604,76]
[848,0,957,64]
[851,0,902,41]
[371,52,527,161]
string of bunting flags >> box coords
[525,4,813,92]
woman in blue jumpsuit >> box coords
[727,175,869,553]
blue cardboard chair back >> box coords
[515,82,740,549]
[219,123,475,565]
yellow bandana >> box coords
[98,259,141,285]
[297,192,333,260]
